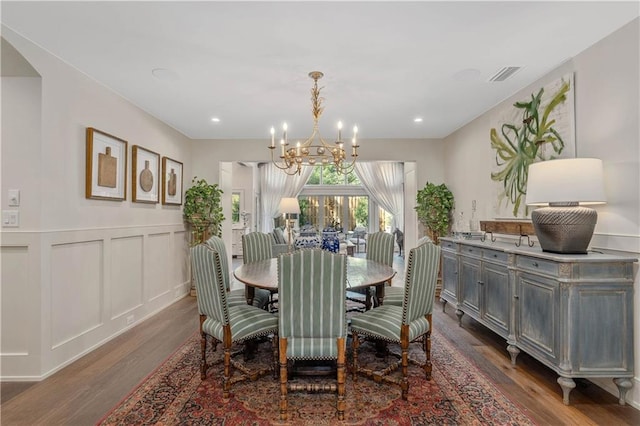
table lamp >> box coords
[279,197,300,252]
[526,158,606,254]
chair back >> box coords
[191,243,230,326]
[366,231,395,267]
[402,242,441,324]
[242,231,274,263]
[278,249,347,341]
[416,236,433,246]
[204,235,232,291]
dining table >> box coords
[233,255,396,307]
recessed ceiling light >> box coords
[211,117,220,123]
[414,117,423,123]
[151,68,179,81]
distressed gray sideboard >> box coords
[440,237,636,405]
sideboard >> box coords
[440,237,636,405]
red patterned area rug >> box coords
[98,329,535,425]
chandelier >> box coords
[268,71,359,176]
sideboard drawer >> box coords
[460,245,482,258]
[483,248,509,263]
[517,256,558,276]
[441,240,457,251]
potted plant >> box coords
[184,177,225,245]
[415,182,454,245]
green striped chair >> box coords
[242,231,279,310]
[384,236,434,306]
[191,243,278,399]
[278,249,348,421]
[205,235,270,309]
[351,241,441,400]
[358,231,395,309]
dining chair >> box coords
[278,248,348,421]
[384,236,434,306]
[205,235,270,309]
[348,231,395,310]
[191,243,278,398]
[350,241,441,400]
[242,231,280,310]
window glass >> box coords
[231,192,241,223]
[307,166,321,185]
[378,206,392,232]
[298,196,319,228]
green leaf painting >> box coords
[491,76,573,217]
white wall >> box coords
[1,27,192,380]
[443,18,640,407]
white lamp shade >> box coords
[279,197,301,214]
[526,158,606,206]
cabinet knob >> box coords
[532,261,539,267]
[477,280,484,286]
[514,295,519,300]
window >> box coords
[305,165,360,185]
[231,191,241,224]
[298,166,369,231]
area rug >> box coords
[98,329,535,425]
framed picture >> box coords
[86,127,128,201]
[132,145,160,203]
[162,157,183,205]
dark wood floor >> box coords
[2,261,639,425]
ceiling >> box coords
[1,1,638,140]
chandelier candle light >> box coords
[269,71,359,175]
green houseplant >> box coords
[415,182,454,245]
[184,177,225,244]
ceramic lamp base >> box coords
[531,206,597,254]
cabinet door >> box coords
[482,261,510,336]
[459,256,481,318]
[441,250,458,303]
[515,272,559,364]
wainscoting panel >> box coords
[1,224,189,381]
[1,246,31,354]
[174,231,189,291]
[50,240,103,349]
[110,235,144,319]
[147,232,171,302]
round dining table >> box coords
[233,256,396,307]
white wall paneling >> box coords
[0,225,188,381]
[51,239,103,348]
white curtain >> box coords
[354,162,404,232]
[258,163,314,232]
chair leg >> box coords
[425,329,432,380]
[223,343,232,399]
[351,331,359,381]
[279,337,288,421]
[401,336,409,400]
[272,333,279,379]
[337,337,346,421]
[200,332,208,380]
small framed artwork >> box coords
[132,145,160,203]
[86,127,128,200]
[162,156,183,205]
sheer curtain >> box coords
[258,163,314,232]
[354,162,404,232]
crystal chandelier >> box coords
[268,71,359,176]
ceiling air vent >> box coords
[488,66,522,82]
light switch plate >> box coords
[2,210,19,227]
[8,189,20,207]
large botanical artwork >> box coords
[490,74,575,218]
